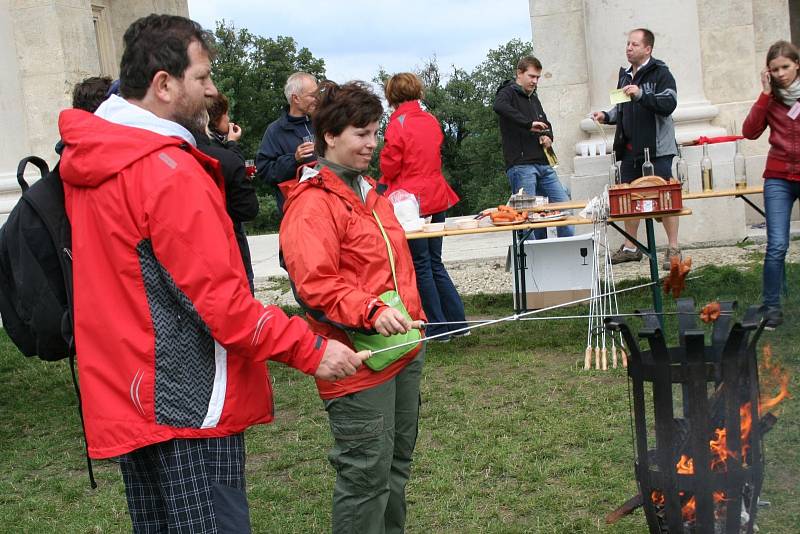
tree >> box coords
[210,21,326,158]
[209,21,326,233]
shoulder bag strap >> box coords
[371,210,399,293]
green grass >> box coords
[0,264,798,533]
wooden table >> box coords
[407,209,693,316]
[684,186,765,216]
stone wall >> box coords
[0,0,188,223]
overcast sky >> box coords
[187,0,533,83]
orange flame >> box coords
[683,496,696,522]
[650,490,728,523]
[709,428,736,471]
[651,490,665,507]
[759,345,791,413]
[676,454,694,474]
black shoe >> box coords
[759,305,783,330]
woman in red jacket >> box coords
[380,72,467,340]
[743,40,800,328]
[280,81,426,532]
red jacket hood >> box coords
[58,108,223,189]
[283,163,380,214]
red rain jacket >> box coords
[58,109,326,459]
[379,100,459,216]
[743,92,800,181]
[280,165,425,399]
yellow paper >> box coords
[610,88,631,105]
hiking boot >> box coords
[662,247,682,271]
[611,245,643,265]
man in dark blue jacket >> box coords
[592,28,680,269]
[493,56,574,239]
[255,72,318,214]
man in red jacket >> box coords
[58,14,365,532]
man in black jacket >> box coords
[493,56,574,239]
[255,72,317,215]
[592,28,680,269]
[198,92,259,292]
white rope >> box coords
[367,278,669,356]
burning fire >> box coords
[650,346,791,523]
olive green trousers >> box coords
[323,351,424,534]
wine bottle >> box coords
[642,147,655,176]
[675,145,689,193]
[609,152,621,185]
[701,143,713,192]
[734,139,747,191]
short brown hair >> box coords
[516,56,542,72]
[312,81,383,157]
[119,14,214,100]
[72,76,112,112]
[631,28,655,49]
[384,72,423,107]
[206,92,229,130]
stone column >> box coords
[0,0,32,215]
[529,0,589,177]
[10,0,99,165]
[577,0,725,153]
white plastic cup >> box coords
[580,144,589,157]
[598,142,607,155]
[588,143,597,157]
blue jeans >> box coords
[506,164,575,239]
[407,212,466,337]
[763,178,799,307]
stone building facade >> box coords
[0,0,187,221]
[529,0,795,246]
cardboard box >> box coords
[508,234,595,310]
[521,288,591,310]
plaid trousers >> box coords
[118,433,250,533]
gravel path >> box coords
[255,239,799,306]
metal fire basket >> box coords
[606,299,770,534]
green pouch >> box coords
[351,290,421,371]
[349,210,422,372]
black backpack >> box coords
[0,156,74,360]
[0,156,95,487]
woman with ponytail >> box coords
[743,40,800,327]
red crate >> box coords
[608,182,683,216]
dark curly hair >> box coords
[312,81,383,156]
[119,14,214,100]
[72,76,112,112]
